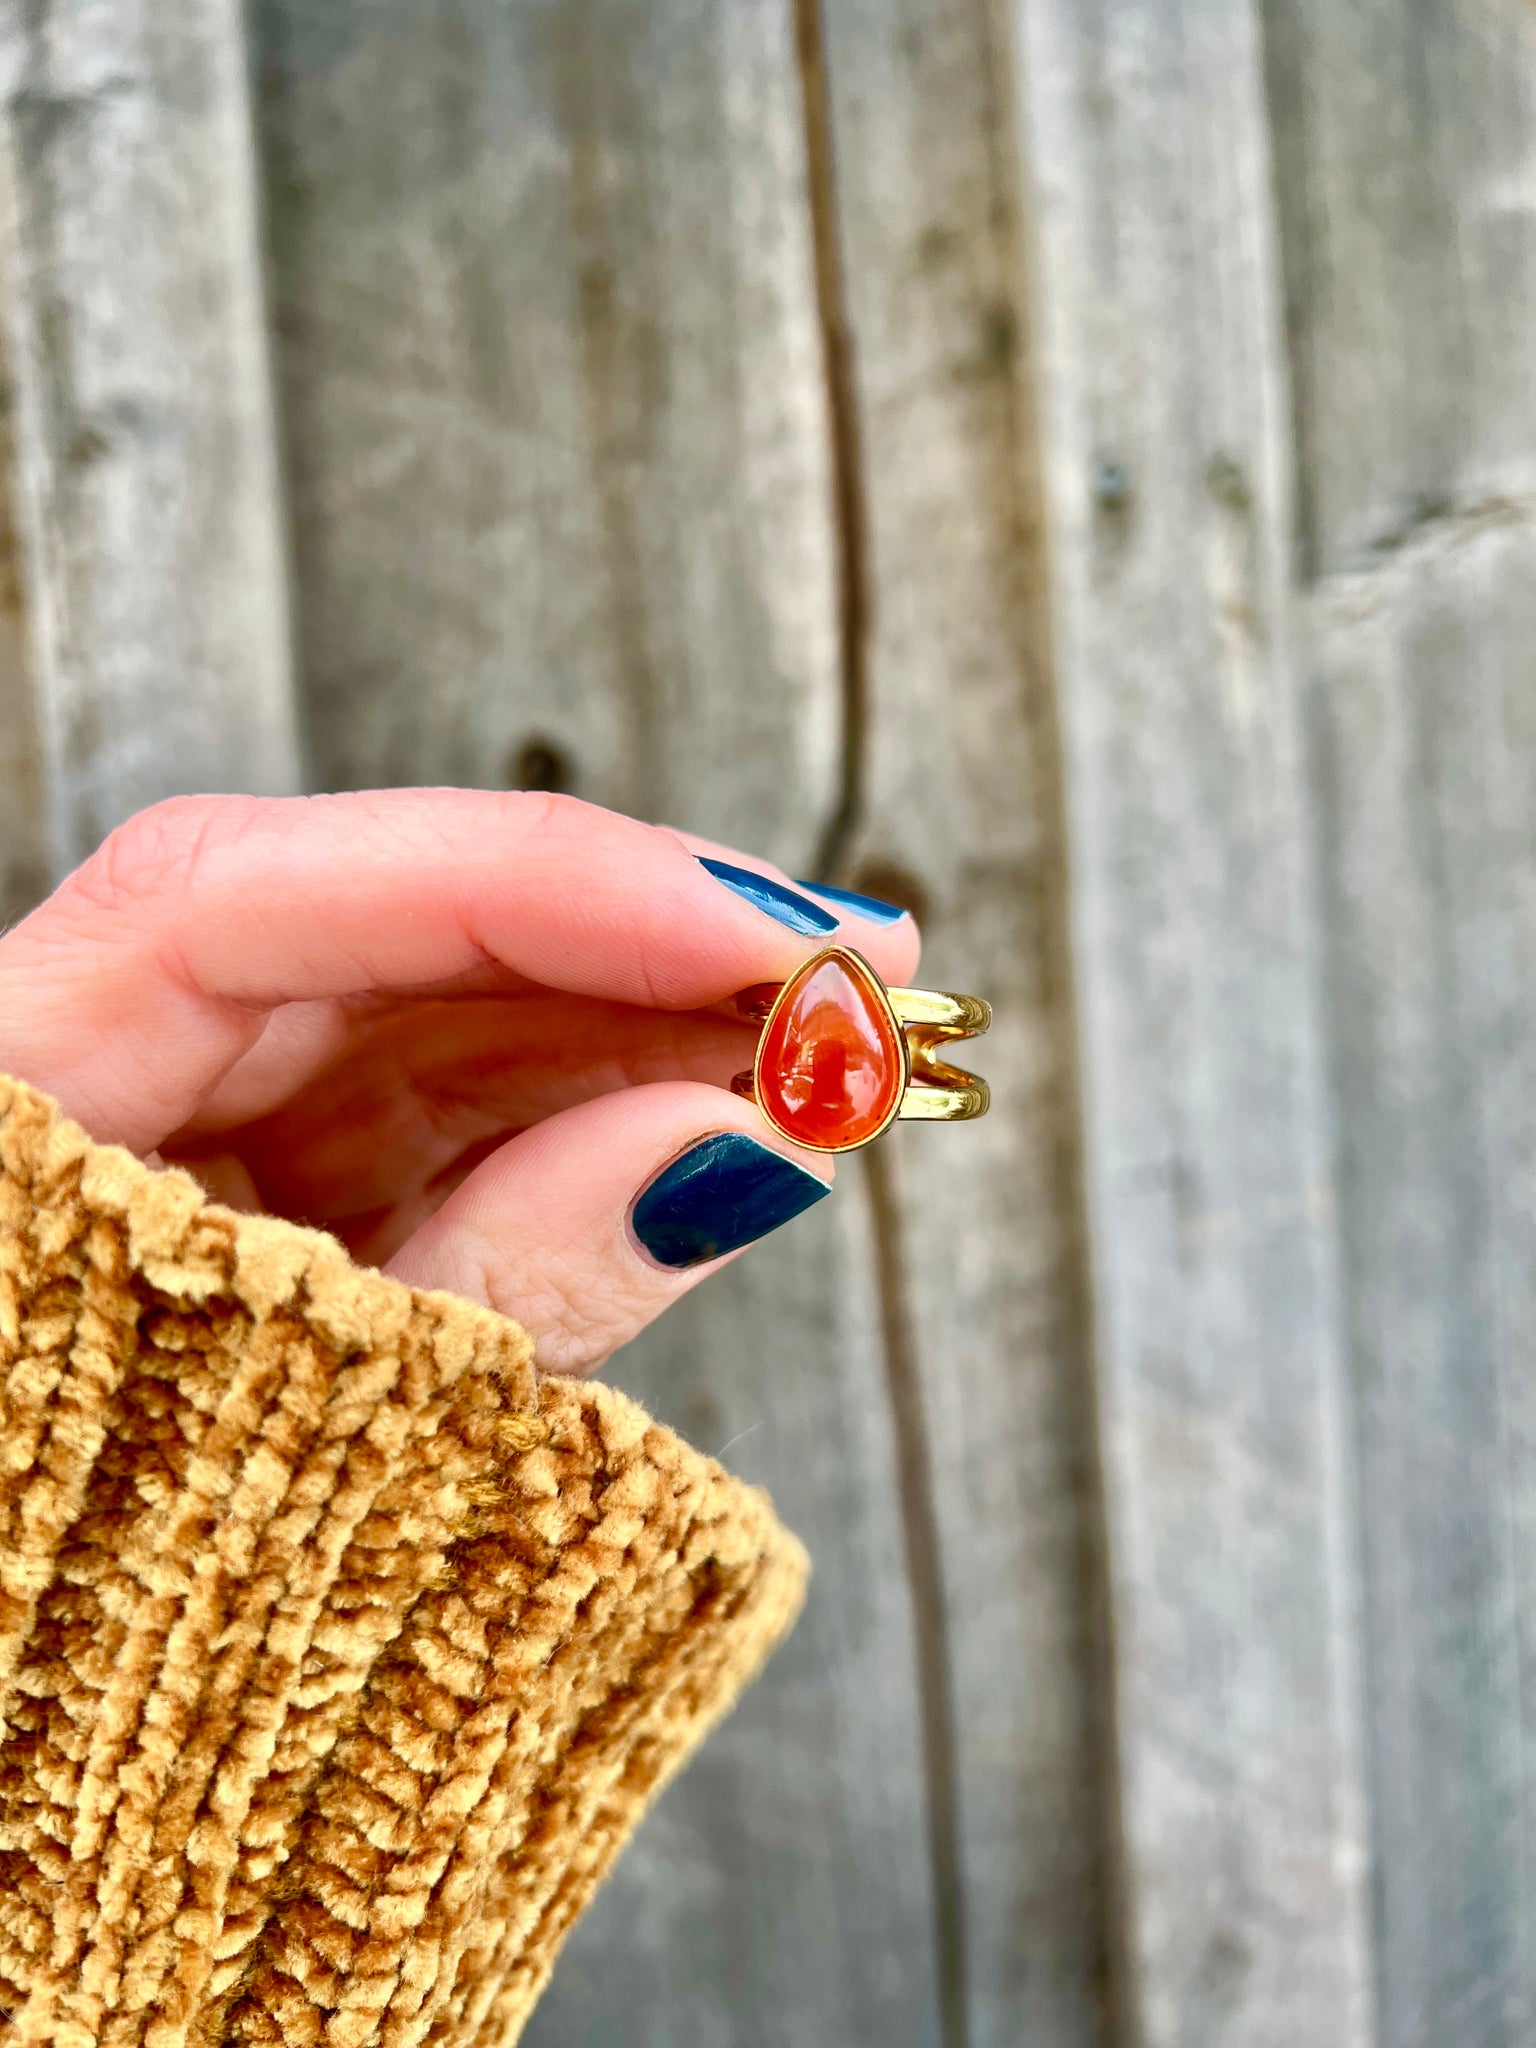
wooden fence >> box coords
[3,2,1534,2043]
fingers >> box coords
[178,995,757,1223]
[0,790,921,1151]
[384,1082,834,1376]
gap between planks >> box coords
[791,1,971,2042]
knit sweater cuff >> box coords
[0,1076,806,2048]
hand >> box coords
[0,791,919,1373]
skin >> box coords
[0,789,920,1374]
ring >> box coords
[727,946,991,1153]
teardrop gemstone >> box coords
[756,950,906,1150]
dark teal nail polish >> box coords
[795,879,908,926]
[697,857,838,936]
[630,1132,831,1270]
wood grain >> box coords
[1266,3,1536,2038]
[0,0,299,871]
[1002,0,1375,2039]
[817,0,1108,2040]
[1262,0,1536,570]
[0,318,47,923]
[1306,520,1536,2048]
[252,0,840,858]
[249,2,949,2041]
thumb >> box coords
[385,1082,834,1376]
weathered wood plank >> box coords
[1262,0,1536,568]
[249,3,946,2042]
[252,0,839,858]
[1001,0,1375,2039]
[0,0,299,871]
[817,1,1108,2041]
[0,328,47,923]
[1305,520,1536,2048]
[1265,3,1536,2038]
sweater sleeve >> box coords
[0,1076,806,2048]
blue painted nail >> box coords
[794,879,908,926]
[697,857,838,936]
[630,1132,831,1270]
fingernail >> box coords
[794,879,908,926]
[630,1132,831,1270]
[697,857,838,936]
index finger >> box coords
[0,790,921,1151]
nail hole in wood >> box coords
[850,858,930,928]
[1206,452,1253,514]
[509,738,573,793]
[1093,457,1132,514]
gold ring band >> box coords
[728,945,990,1153]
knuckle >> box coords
[505,788,668,856]
[511,788,577,834]
[478,789,575,853]
[61,795,264,923]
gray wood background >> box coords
[1,0,1533,2042]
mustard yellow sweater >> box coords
[0,1076,805,2046]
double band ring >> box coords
[728,945,991,1154]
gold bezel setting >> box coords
[730,945,990,1155]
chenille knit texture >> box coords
[0,1075,806,2047]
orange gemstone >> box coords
[756,951,905,1150]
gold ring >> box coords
[727,945,991,1154]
